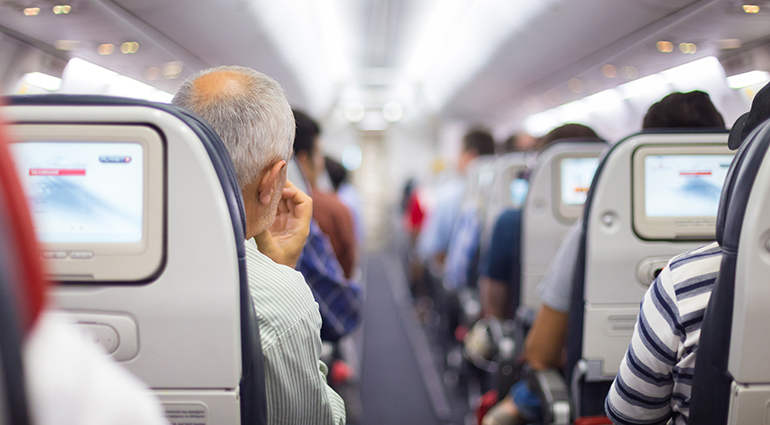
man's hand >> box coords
[254,180,312,268]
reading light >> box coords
[622,66,638,79]
[98,44,115,55]
[602,64,617,78]
[656,41,674,53]
[23,7,40,16]
[679,43,697,54]
[743,4,760,13]
[163,62,183,79]
[121,42,139,54]
[568,78,583,93]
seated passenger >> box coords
[172,66,345,425]
[484,91,727,425]
[286,112,362,343]
[478,123,600,321]
[416,128,496,269]
[293,109,357,279]
[326,156,365,247]
[605,89,766,424]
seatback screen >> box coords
[632,141,733,241]
[560,157,599,206]
[644,155,732,218]
[11,142,144,243]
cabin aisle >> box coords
[359,244,469,425]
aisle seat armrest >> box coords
[527,367,571,425]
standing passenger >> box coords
[172,66,346,425]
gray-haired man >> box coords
[173,66,345,425]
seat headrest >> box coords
[720,118,770,250]
[728,81,770,150]
[716,134,754,244]
[0,114,47,335]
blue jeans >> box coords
[511,380,542,423]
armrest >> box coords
[527,367,572,425]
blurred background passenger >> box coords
[477,123,600,322]
[293,109,357,279]
[500,132,537,155]
[326,156,365,249]
[482,91,727,425]
[416,128,496,269]
[287,110,362,344]
[642,90,726,130]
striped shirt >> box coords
[606,242,722,425]
[245,238,346,425]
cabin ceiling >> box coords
[1,0,770,129]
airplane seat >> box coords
[554,130,731,422]
[478,152,529,280]
[520,140,605,314]
[3,95,267,425]
[689,118,770,424]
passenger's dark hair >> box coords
[325,156,346,192]
[642,90,725,129]
[537,123,600,150]
[462,128,496,156]
[292,109,320,157]
[502,134,519,154]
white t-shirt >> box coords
[24,310,169,425]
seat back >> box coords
[521,142,605,310]
[690,119,770,424]
[479,152,529,260]
[568,131,731,417]
[3,95,266,425]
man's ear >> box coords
[258,160,287,205]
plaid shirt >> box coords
[297,220,362,342]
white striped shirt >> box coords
[245,238,346,425]
[606,242,722,425]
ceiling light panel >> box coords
[250,0,357,113]
[400,0,552,111]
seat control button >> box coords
[74,324,120,354]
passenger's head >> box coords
[292,109,325,188]
[642,90,725,130]
[535,123,600,151]
[501,132,536,153]
[728,82,770,149]
[459,128,495,172]
[325,156,347,192]
[172,66,294,238]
